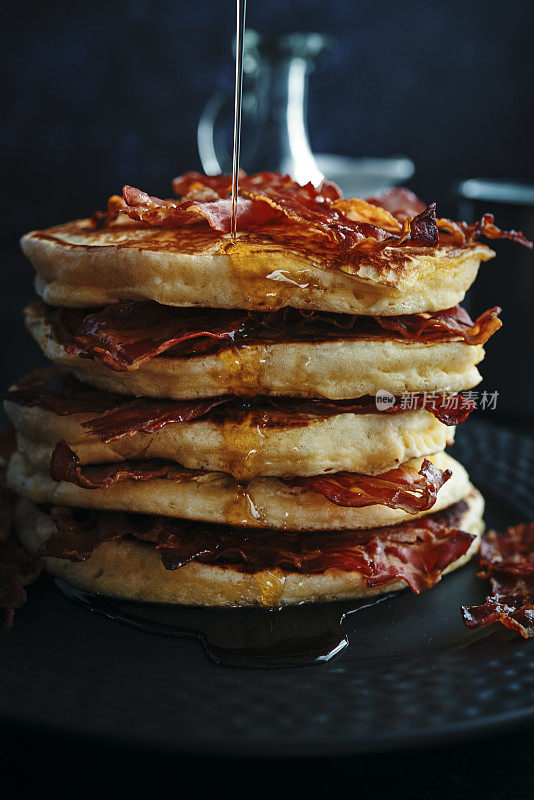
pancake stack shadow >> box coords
[4,176,503,611]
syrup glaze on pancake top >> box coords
[2,173,531,619]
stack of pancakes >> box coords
[4,175,503,607]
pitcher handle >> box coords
[197,90,233,175]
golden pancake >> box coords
[7,389,454,480]
[25,302,484,401]
[22,218,494,315]
[14,488,484,607]
[7,449,470,531]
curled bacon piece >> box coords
[117,186,279,232]
[437,214,532,249]
[49,441,450,514]
[375,305,502,346]
[33,301,501,372]
[366,188,427,220]
[462,523,534,638]
[408,203,439,247]
[368,188,530,251]
[42,506,128,561]
[50,440,198,490]
[284,459,451,514]
[39,500,474,593]
[465,214,532,248]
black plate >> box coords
[2,420,534,756]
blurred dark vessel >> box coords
[198,30,413,195]
[457,179,534,423]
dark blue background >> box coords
[3,0,534,239]
[2,4,534,787]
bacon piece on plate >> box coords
[0,535,42,629]
[0,428,41,628]
[462,523,534,637]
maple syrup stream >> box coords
[230,0,247,238]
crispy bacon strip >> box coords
[4,369,123,416]
[43,301,248,371]
[41,506,128,561]
[236,172,390,248]
[83,397,229,441]
[284,459,451,514]
[49,441,450,514]
[438,213,533,249]
[56,391,476,438]
[411,203,439,247]
[94,171,531,253]
[172,170,343,202]
[5,370,474,447]
[97,172,436,252]
[262,393,474,427]
[85,396,396,442]
[462,523,534,637]
[366,188,427,220]
[33,301,501,372]
[40,500,474,593]
[50,441,198,490]
[117,186,279,232]
[375,305,502,346]
[235,177,439,251]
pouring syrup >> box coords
[230,0,247,238]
